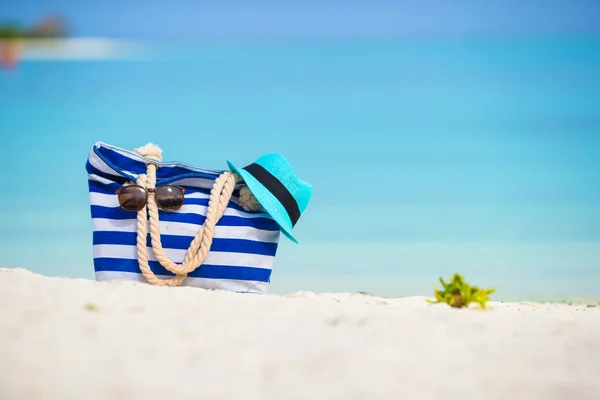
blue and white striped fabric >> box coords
[86,142,281,294]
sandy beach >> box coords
[0,268,599,399]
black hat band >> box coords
[242,163,301,227]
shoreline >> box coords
[2,267,599,306]
[5,267,600,305]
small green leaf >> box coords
[429,273,495,310]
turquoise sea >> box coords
[1,36,599,301]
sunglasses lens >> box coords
[117,185,147,212]
[155,186,185,211]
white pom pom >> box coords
[239,186,262,212]
[134,143,163,161]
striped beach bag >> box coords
[85,142,312,293]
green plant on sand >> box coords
[428,273,496,309]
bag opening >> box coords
[89,142,239,187]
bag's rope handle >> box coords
[134,172,185,286]
[132,143,259,286]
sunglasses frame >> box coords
[115,184,187,212]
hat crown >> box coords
[253,153,312,214]
[226,152,312,243]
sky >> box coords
[1,0,600,40]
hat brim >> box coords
[227,160,299,244]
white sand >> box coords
[0,268,599,400]
[2,38,144,61]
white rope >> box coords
[132,143,260,286]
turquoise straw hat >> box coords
[227,153,312,244]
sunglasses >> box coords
[116,184,186,212]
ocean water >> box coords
[1,36,599,301]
